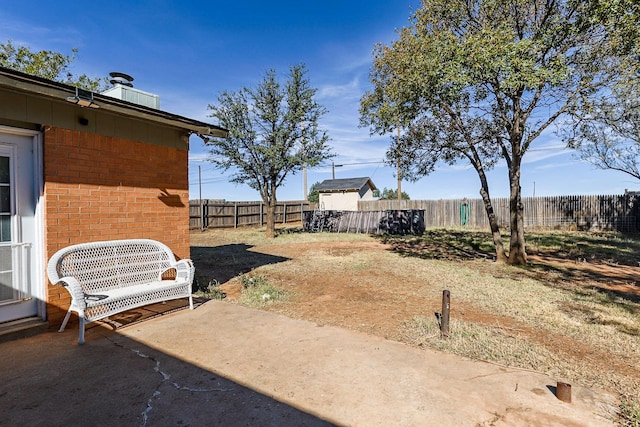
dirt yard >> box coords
[190,227,640,422]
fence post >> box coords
[200,199,205,231]
[234,203,238,229]
[283,203,287,224]
[441,290,450,338]
[205,200,209,229]
[192,194,633,231]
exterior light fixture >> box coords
[66,87,100,109]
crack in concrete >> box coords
[106,337,233,426]
[142,390,161,427]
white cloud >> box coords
[532,160,576,171]
[317,76,362,100]
[0,12,86,51]
[188,151,211,163]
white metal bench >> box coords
[47,239,195,344]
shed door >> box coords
[0,131,41,323]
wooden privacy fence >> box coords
[190,200,312,229]
[358,193,640,232]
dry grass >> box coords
[237,274,289,308]
[403,316,637,421]
[404,317,558,371]
[191,226,640,424]
[192,225,372,247]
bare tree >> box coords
[207,65,332,238]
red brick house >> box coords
[0,67,226,329]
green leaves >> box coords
[0,40,108,91]
[564,76,640,180]
[377,187,411,200]
[360,0,631,264]
[206,63,332,203]
[307,181,320,203]
[0,40,69,80]
[360,0,621,181]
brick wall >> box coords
[43,127,191,326]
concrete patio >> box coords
[1,300,618,426]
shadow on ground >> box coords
[526,232,640,267]
[0,303,332,427]
[376,229,640,306]
[191,244,290,285]
[376,230,496,262]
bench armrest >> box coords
[52,276,87,310]
[167,259,195,284]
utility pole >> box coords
[303,163,307,201]
[199,165,204,231]
[397,127,402,201]
[331,161,342,179]
[302,122,308,201]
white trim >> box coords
[31,131,45,319]
[0,125,46,320]
[0,125,41,137]
[34,132,45,319]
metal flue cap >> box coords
[109,71,134,87]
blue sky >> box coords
[1,1,635,201]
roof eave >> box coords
[317,177,376,192]
[319,188,359,193]
[0,66,228,138]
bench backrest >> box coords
[47,239,177,293]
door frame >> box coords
[0,125,45,320]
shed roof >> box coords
[0,66,228,139]
[316,177,377,193]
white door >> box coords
[0,128,44,323]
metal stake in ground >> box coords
[441,290,450,338]
[556,381,572,403]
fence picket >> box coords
[358,193,639,232]
[189,200,312,229]
[190,193,639,232]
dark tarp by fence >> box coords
[303,210,425,235]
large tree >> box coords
[0,40,108,91]
[564,77,640,181]
[361,0,613,264]
[563,0,640,181]
[307,181,321,203]
[207,65,332,238]
[375,187,410,200]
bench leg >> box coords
[60,308,86,344]
[58,309,72,333]
[78,314,86,345]
[189,294,194,310]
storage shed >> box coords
[316,177,377,211]
[0,67,227,330]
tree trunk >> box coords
[476,166,507,262]
[265,185,277,239]
[508,164,527,265]
[472,158,507,262]
[479,187,507,263]
[265,203,276,238]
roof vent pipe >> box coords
[102,71,160,109]
[109,72,134,88]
